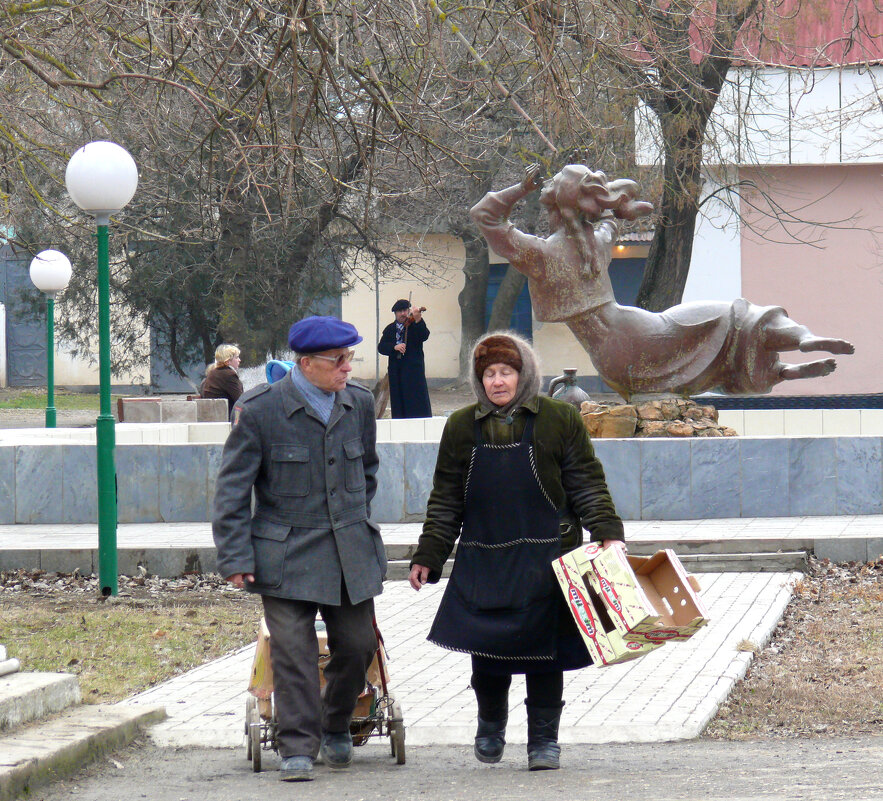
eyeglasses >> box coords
[309,350,355,367]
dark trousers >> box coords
[262,590,377,758]
[471,664,564,720]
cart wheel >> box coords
[249,703,263,772]
[245,696,257,760]
[390,700,405,765]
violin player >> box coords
[377,299,432,418]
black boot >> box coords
[473,680,509,764]
[526,703,563,771]
[474,713,508,763]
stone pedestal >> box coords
[580,398,738,438]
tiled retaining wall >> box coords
[3,436,881,524]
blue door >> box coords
[485,264,532,340]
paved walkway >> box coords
[6,516,880,751]
[120,569,797,749]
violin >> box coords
[403,306,427,327]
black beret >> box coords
[287,316,362,353]
[391,299,411,313]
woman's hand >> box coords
[601,539,627,555]
[522,163,544,193]
[409,564,430,590]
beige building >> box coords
[343,232,651,388]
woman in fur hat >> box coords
[409,332,625,771]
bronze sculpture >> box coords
[470,164,854,401]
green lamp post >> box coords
[28,249,72,428]
[65,141,138,597]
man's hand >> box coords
[522,163,544,193]
[226,572,254,589]
[409,564,430,590]
[394,343,407,354]
[410,307,422,323]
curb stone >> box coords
[0,703,166,801]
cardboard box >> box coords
[248,617,385,703]
[564,544,709,643]
[553,555,662,666]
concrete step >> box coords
[0,672,81,733]
[0,703,166,801]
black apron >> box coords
[427,415,562,663]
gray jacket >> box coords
[212,375,386,605]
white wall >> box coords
[638,65,883,167]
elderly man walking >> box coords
[212,316,386,782]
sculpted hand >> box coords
[226,572,254,589]
[522,163,543,193]
[409,564,430,591]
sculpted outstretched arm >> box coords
[469,167,546,278]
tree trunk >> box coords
[487,266,526,332]
[635,115,706,312]
[457,230,491,381]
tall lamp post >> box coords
[65,141,138,597]
[29,250,72,428]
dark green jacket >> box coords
[411,395,624,582]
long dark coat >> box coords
[212,376,387,606]
[377,318,432,418]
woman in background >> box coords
[201,343,243,418]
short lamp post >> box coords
[29,250,72,428]
[65,141,138,597]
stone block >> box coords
[187,423,230,443]
[15,446,63,523]
[741,438,789,517]
[121,398,161,423]
[194,398,229,422]
[160,400,198,423]
[116,445,161,523]
[742,409,784,436]
[0,447,14,524]
[691,438,741,518]
[61,445,98,524]
[0,550,41,572]
[789,437,836,516]
[205,443,225,513]
[868,538,883,562]
[159,445,208,521]
[783,409,823,436]
[640,439,691,519]
[373,442,405,522]
[860,409,883,435]
[404,442,440,517]
[822,409,861,436]
[40,549,94,575]
[814,537,869,563]
[835,437,882,515]
[592,439,641,521]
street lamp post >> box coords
[65,141,138,597]
[29,250,72,428]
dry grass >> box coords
[2,571,262,703]
[705,557,883,739]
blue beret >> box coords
[287,316,363,353]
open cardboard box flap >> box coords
[561,544,709,644]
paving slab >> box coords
[120,571,798,748]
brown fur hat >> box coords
[473,335,523,380]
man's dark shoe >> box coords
[473,715,507,763]
[280,755,314,781]
[320,730,353,769]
